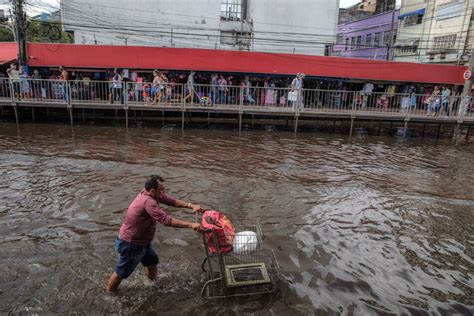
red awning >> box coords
[0,42,18,65]
[0,42,467,85]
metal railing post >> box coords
[239,86,244,132]
[8,78,19,125]
[67,80,72,106]
[124,81,129,128]
[181,83,185,130]
[349,92,357,138]
[403,94,412,138]
[66,80,73,127]
[8,78,15,104]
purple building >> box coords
[333,10,400,60]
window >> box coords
[366,33,372,47]
[404,14,423,27]
[345,38,349,51]
[383,30,391,45]
[433,34,457,51]
[336,34,343,44]
[356,35,362,49]
[221,0,244,21]
[374,32,381,47]
[351,37,356,50]
[396,39,420,55]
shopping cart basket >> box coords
[199,213,280,299]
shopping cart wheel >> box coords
[201,277,226,300]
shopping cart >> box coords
[199,214,280,299]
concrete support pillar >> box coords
[349,118,354,138]
[68,107,74,127]
[125,108,129,129]
[238,113,242,132]
[403,119,409,138]
[14,105,19,125]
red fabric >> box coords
[202,210,235,254]
[0,42,467,85]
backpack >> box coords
[201,210,235,254]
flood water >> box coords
[0,122,473,315]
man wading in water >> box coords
[107,175,203,292]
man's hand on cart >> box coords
[191,222,203,233]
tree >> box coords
[27,20,73,43]
[0,20,73,43]
[0,27,14,41]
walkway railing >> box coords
[0,79,472,120]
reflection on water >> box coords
[0,123,473,315]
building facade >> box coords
[339,0,396,23]
[60,0,339,56]
[395,0,474,65]
[332,9,400,60]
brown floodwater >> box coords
[0,122,473,315]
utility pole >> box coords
[12,0,28,67]
[386,5,396,61]
[462,51,474,98]
[454,50,474,141]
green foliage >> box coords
[0,27,14,42]
[27,20,73,43]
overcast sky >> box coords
[340,0,361,8]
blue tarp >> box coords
[398,8,425,20]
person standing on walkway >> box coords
[59,66,69,102]
[217,75,227,104]
[290,73,304,111]
[211,74,218,105]
[18,66,30,100]
[7,63,20,99]
[183,71,196,104]
[441,86,451,116]
[244,76,255,104]
[107,175,203,292]
[151,70,160,104]
[111,68,123,104]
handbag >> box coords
[288,91,297,101]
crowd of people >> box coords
[0,64,467,116]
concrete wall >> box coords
[395,0,474,64]
[393,0,426,62]
[333,10,399,60]
[61,0,339,56]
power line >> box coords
[20,0,474,60]
[23,0,474,41]
[24,0,474,46]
